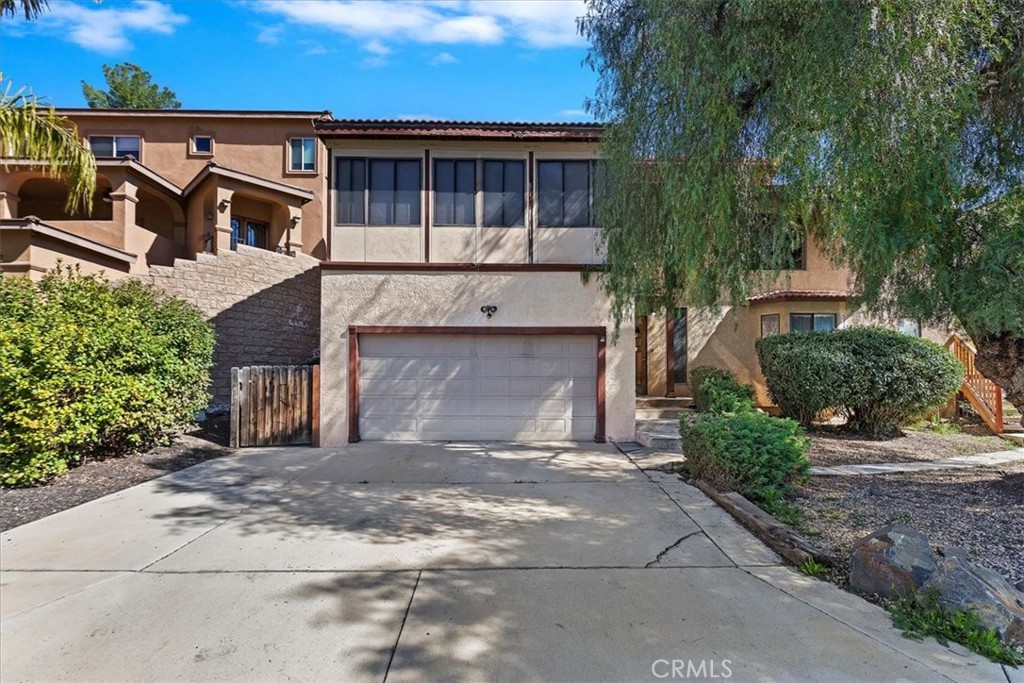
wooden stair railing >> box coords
[945,333,1003,435]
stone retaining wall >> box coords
[136,245,320,407]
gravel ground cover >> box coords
[796,460,1024,587]
[0,417,231,532]
[805,426,1012,467]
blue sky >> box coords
[1,0,598,122]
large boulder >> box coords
[924,556,1024,647]
[850,524,937,597]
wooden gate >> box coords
[230,365,320,447]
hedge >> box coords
[680,411,809,503]
[0,266,215,486]
[690,365,756,414]
[756,327,964,435]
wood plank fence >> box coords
[230,365,320,448]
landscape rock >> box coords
[849,524,938,597]
[925,556,1024,647]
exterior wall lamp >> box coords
[480,305,498,319]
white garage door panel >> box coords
[359,334,598,441]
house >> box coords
[1,108,332,279]
[2,111,942,440]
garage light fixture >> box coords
[480,305,498,319]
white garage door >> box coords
[358,334,598,441]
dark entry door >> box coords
[635,316,648,395]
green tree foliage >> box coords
[756,328,964,435]
[81,63,181,110]
[0,80,96,214]
[0,266,214,486]
[581,0,1024,414]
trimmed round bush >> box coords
[680,412,809,503]
[0,266,215,486]
[690,365,755,414]
[755,327,964,435]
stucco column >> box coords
[286,205,303,255]
[109,179,139,251]
[212,185,234,254]
[0,191,19,219]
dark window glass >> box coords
[537,160,594,227]
[114,136,140,159]
[230,217,240,250]
[434,159,475,225]
[673,308,688,384]
[336,158,366,224]
[193,136,213,154]
[483,160,524,227]
[246,221,267,249]
[89,136,114,157]
[790,313,836,332]
[761,314,780,337]
[394,160,421,225]
[369,159,394,225]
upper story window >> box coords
[749,214,806,270]
[790,313,837,332]
[483,160,524,227]
[537,160,600,227]
[289,138,316,172]
[191,135,213,155]
[432,158,525,228]
[336,157,421,226]
[434,159,476,226]
[89,135,140,159]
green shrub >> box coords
[0,266,214,486]
[756,327,964,435]
[690,365,756,414]
[680,411,809,503]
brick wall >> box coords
[136,245,321,408]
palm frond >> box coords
[1,81,97,215]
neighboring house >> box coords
[1,109,332,279]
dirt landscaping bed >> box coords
[805,425,1013,467]
[0,416,232,533]
[795,461,1024,587]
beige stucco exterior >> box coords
[1,110,330,279]
[319,269,634,447]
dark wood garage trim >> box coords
[347,326,607,444]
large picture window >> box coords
[336,157,421,226]
[789,313,837,332]
[537,160,599,227]
[89,135,140,159]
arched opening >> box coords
[135,187,178,241]
[230,193,282,251]
[17,176,113,221]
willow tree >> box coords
[581,0,1024,419]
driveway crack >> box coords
[382,570,421,682]
[645,531,703,568]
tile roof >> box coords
[314,119,603,141]
[748,289,851,303]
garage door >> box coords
[358,334,599,441]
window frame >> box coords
[230,216,269,251]
[789,313,837,333]
[334,155,423,227]
[288,137,317,174]
[536,158,601,228]
[760,313,781,337]
[87,134,142,161]
[429,156,527,229]
[190,134,214,156]
[432,158,478,227]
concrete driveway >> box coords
[0,443,1007,682]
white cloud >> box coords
[42,0,187,53]
[559,109,589,118]
[396,114,447,121]
[252,0,584,57]
[364,39,392,57]
[256,25,283,45]
[429,51,459,65]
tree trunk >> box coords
[971,332,1024,429]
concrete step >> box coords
[636,407,693,421]
[1002,433,1024,446]
[635,419,683,452]
[636,396,694,409]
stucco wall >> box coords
[320,270,635,446]
[137,245,321,407]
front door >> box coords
[635,316,648,395]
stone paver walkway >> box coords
[811,447,1024,476]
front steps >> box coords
[635,397,693,451]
